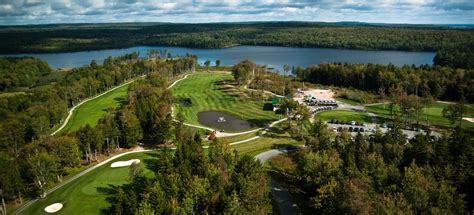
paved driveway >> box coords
[255,149,300,215]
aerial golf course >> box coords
[59,82,132,133]
[22,152,158,214]
[61,72,279,133]
[171,72,279,130]
[21,71,297,214]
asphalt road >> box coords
[255,149,300,215]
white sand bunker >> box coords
[44,203,63,213]
[110,159,141,168]
[463,117,474,123]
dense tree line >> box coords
[434,43,474,69]
[0,57,52,91]
[270,120,473,213]
[1,22,472,58]
[107,134,271,214]
[0,54,197,205]
[294,63,474,102]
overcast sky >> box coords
[0,0,473,25]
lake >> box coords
[2,45,435,71]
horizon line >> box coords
[1,20,473,27]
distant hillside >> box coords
[1,22,473,53]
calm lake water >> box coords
[3,45,435,71]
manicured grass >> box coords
[202,131,260,146]
[365,102,474,129]
[336,98,360,106]
[315,110,372,123]
[171,72,279,129]
[22,151,159,215]
[222,131,259,143]
[61,83,130,132]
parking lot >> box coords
[326,121,440,140]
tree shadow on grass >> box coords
[113,97,127,105]
[271,143,295,150]
[96,184,121,215]
[247,119,276,128]
[143,158,159,173]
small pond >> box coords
[197,111,253,132]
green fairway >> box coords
[61,83,130,132]
[171,72,279,129]
[365,102,474,129]
[22,151,159,215]
[315,110,372,123]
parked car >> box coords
[354,127,359,132]
[359,127,365,132]
[337,127,343,132]
[349,127,354,132]
[350,121,356,125]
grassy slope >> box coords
[335,98,360,106]
[365,102,474,129]
[22,135,302,215]
[61,83,130,133]
[171,72,279,128]
[315,110,372,123]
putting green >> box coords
[316,110,372,123]
[171,72,279,129]
[61,83,131,133]
[365,102,474,129]
[22,151,159,215]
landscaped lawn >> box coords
[171,72,279,128]
[61,83,131,133]
[315,110,372,123]
[22,151,159,215]
[365,102,474,129]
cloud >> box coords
[0,0,472,25]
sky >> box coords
[0,0,473,25]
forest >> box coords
[107,136,270,214]
[293,63,474,102]
[268,119,473,213]
[1,22,473,68]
